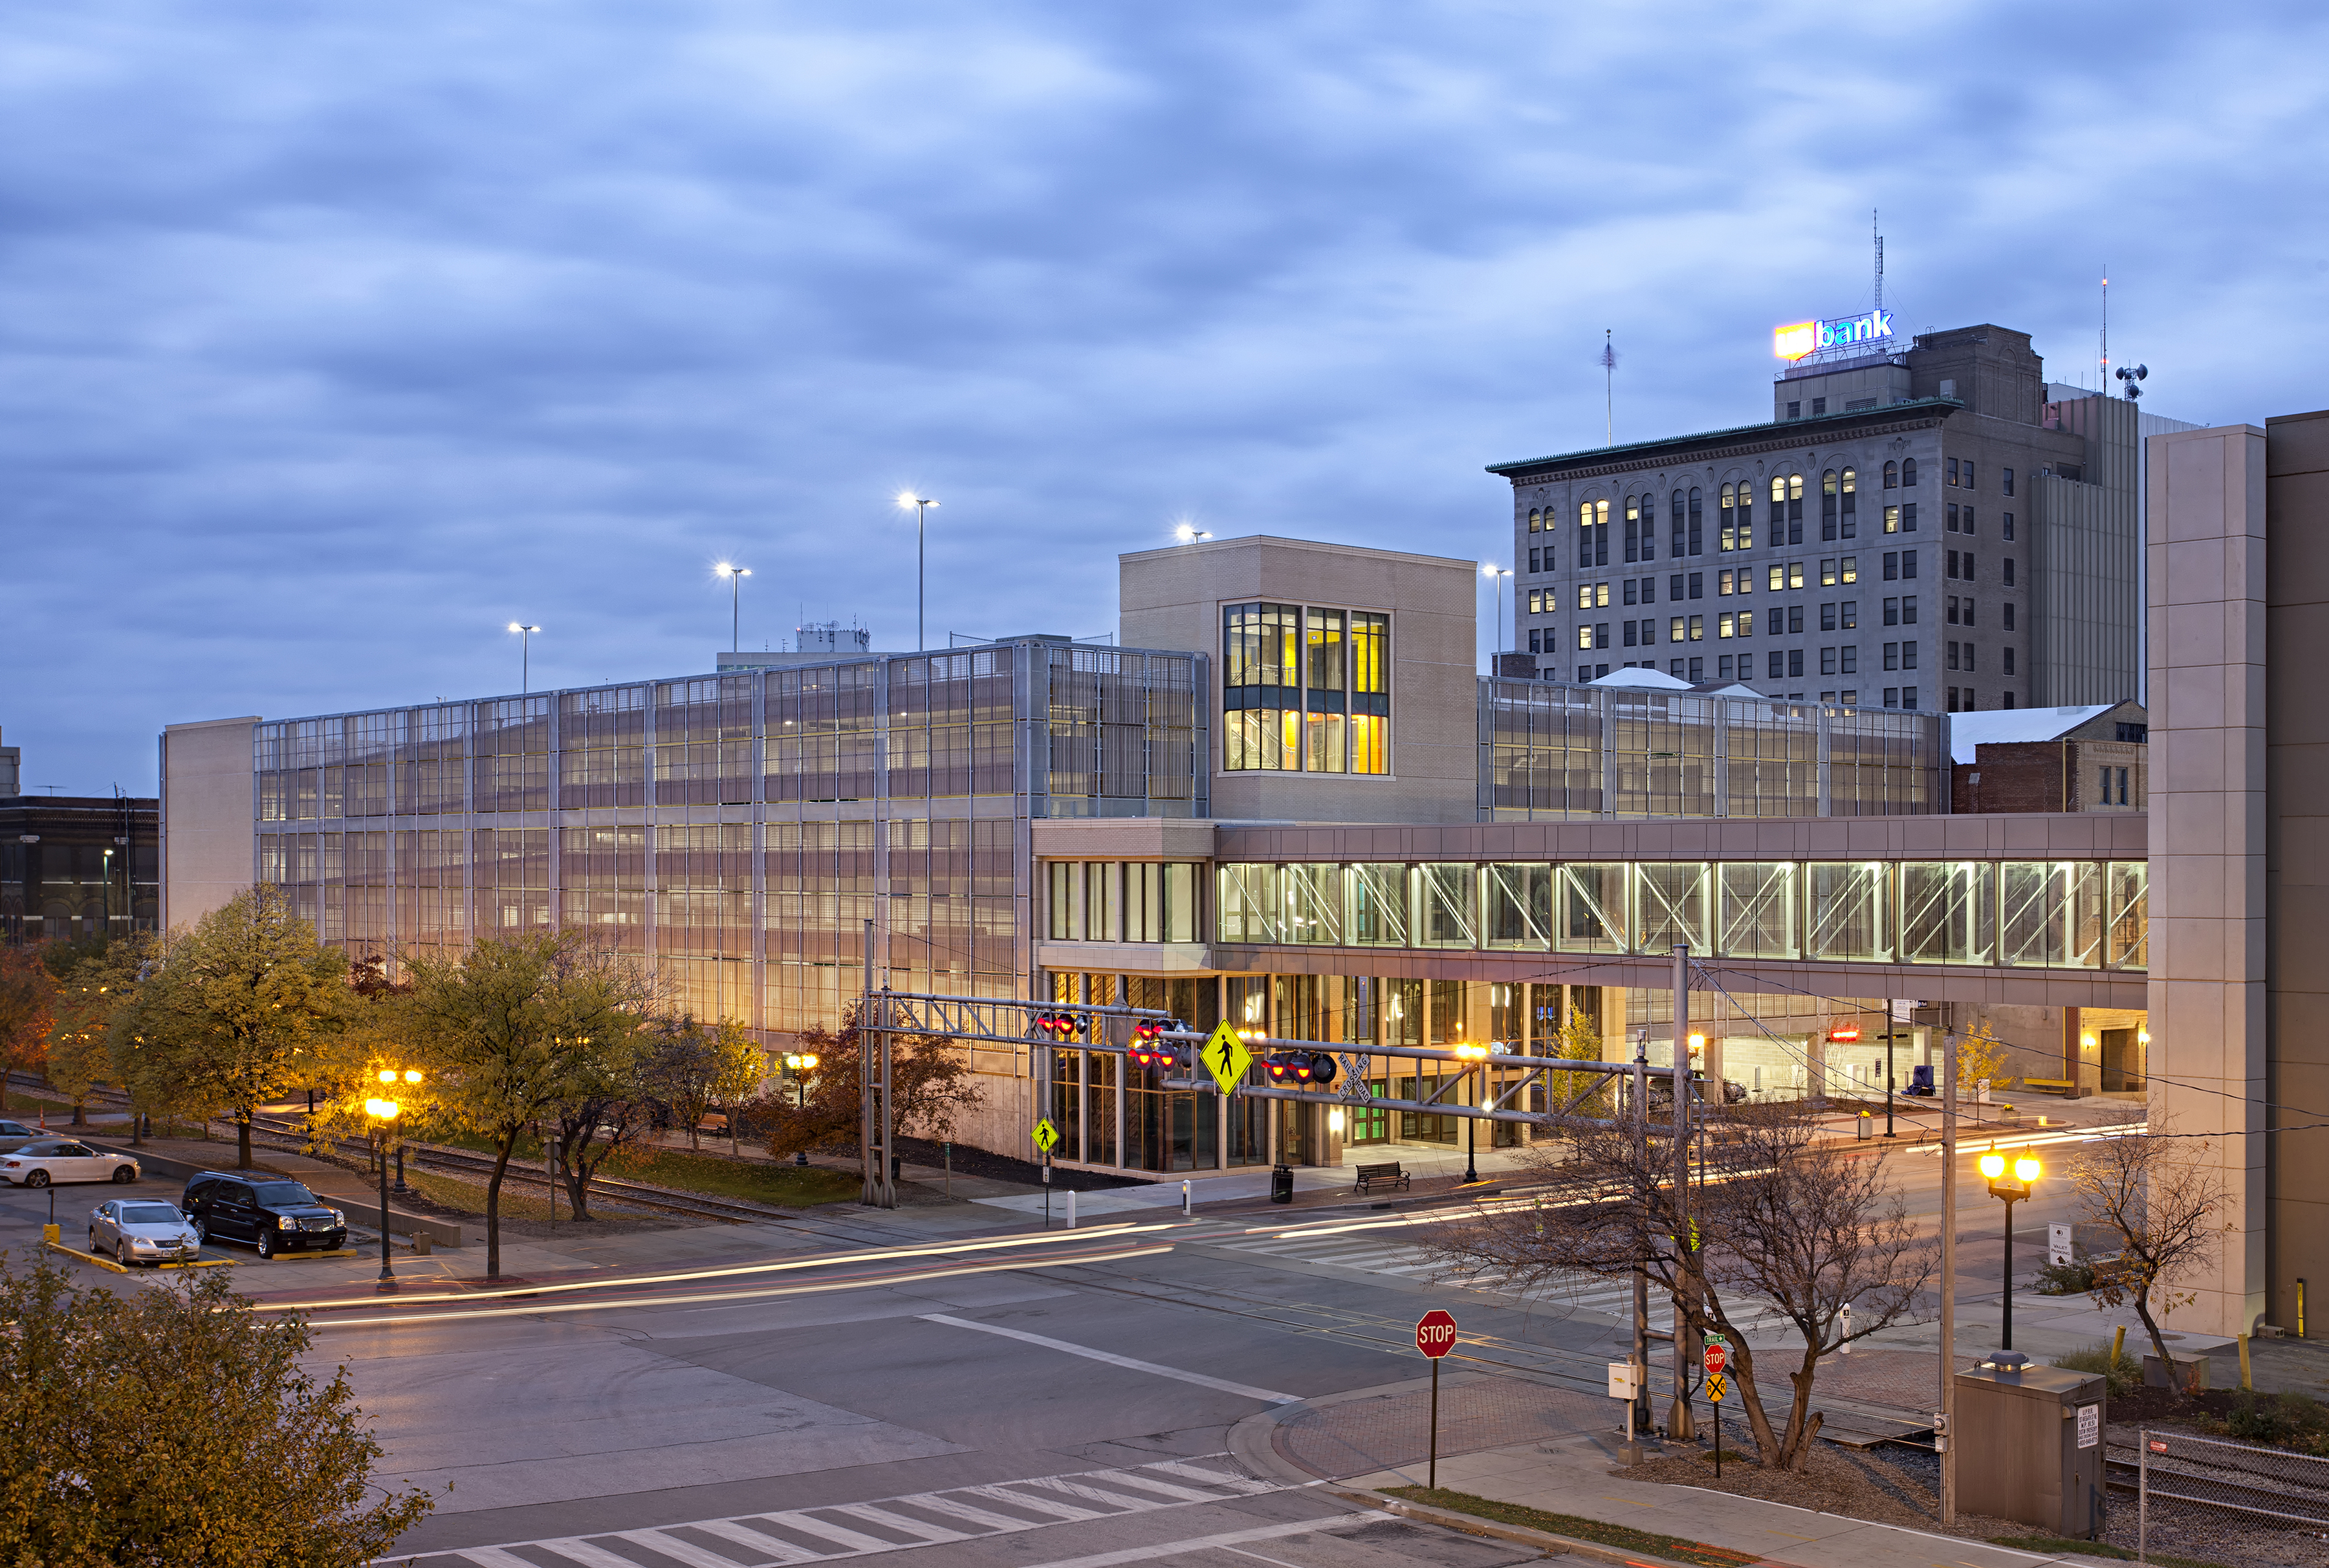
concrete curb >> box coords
[1331,1486,1744,1568]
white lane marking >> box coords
[919,1313,1301,1404]
[1014,1474,1210,1513]
[448,1549,541,1568]
[1012,1512,1389,1568]
[746,1514,897,1552]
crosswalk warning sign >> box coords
[1199,1023,1253,1096]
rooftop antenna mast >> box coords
[1873,209,1883,313]
[2100,267,2109,392]
[1599,329,1616,446]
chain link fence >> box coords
[2135,1428,2329,1554]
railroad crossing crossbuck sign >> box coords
[1416,1309,1458,1359]
[1200,1022,1253,1096]
[1031,1118,1060,1155]
[1707,1373,1727,1403]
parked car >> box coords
[0,1140,140,1188]
[1646,1071,1750,1106]
[88,1198,202,1267]
[0,1120,43,1154]
[179,1172,346,1258]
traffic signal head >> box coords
[1134,1019,1163,1043]
[1264,1051,1338,1086]
[1128,1040,1180,1072]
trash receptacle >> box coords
[1270,1165,1295,1204]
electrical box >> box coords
[1954,1360,2107,1538]
[1607,1362,1642,1399]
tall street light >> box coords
[1176,525,1212,544]
[1978,1146,2042,1349]
[1454,1039,1489,1182]
[1482,564,1513,657]
[716,563,751,653]
[365,1066,422,1291]
[896,494,938,650]
[508,624,540,692]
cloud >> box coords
[4,0,2326,790]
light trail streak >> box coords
[302,1243,1179,1329]
[261,1221,1168,1314]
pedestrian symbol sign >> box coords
[1031,1118,1060,1155]
[1707,1373,1727,1403]
[1199,1023,1252,1096]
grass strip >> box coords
[1381,1486,1759,1567]
[1988,1537,2227,1568]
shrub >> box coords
[2053,1339,2140,1398]
[2035,1258,2095,1295]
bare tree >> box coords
[1427,1101,1932,1468]
[2069,1115,2230,1373]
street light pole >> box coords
[507,624,540,693]
[365,1065,424,1291]
[1454,1040,1487,1182]
[1979,1146,2042,1351]
[1482,565,1513,657]
[897,495,939,651]
[716,563,751,653]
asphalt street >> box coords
[0,1122,2139,1568]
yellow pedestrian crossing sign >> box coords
[1031,1118,1060,1155]
[1200,1023,1252,1096]
[1707,1373,1727,1403]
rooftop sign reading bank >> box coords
[1773,309,1894,362]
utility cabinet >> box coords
[1954,1360,2108,1537]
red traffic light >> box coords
[1264,1051,1339,1087]
[1031,1010,1081,1040]
[1133,1019,1163,1043]
[1128,1041,1179,1072]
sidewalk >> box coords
[1236,1371,2083,1568]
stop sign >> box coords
[1416,1309,1459,1360]
[1703,1340,1728,1376]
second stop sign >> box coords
[1416,1309,1458,1359]
[1703,1340,1728,1376]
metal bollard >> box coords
[1067,1189,1077,1229]
[1181,1179,1191,1217]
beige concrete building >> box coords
[158,715,259,933]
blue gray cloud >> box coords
[5,1,2324,792]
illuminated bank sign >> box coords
[1773,309,1895,362]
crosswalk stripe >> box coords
[617,1529,762,1568]
[821,1503,968,1543]
[530,1540,653,1567]
[414,1454,1280,1568]
[957,1483,1109,1522]
[686,1518,831,1564]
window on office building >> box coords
[1223,603,1389,775]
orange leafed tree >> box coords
[0,947,58,1113]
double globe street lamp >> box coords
[365,1067,424,1290]
[1978,1145,2043,1350]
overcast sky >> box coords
[7,2,2325,795]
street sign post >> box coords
[1417,1309,1458,1488]
[1200,1023,1254,1096]
[1703,1336,1729,1476]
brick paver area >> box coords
[1274,1373,1613,1480]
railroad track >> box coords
[2102,1449,2329,1529]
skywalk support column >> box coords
[2148,424,2269,1336]
[1670,942,1694,1442]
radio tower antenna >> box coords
[1874,209,1883,313]
[1600,329,1616,447]
[2100,267,2109,391]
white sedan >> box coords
[89,1199,202,1267]
[0,1140,140,1188]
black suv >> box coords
[180,1172,347,1258]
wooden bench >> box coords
[1353,1162,1410,1195]
[2021,1078,2076,1096]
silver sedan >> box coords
[89,1199,203,1267]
